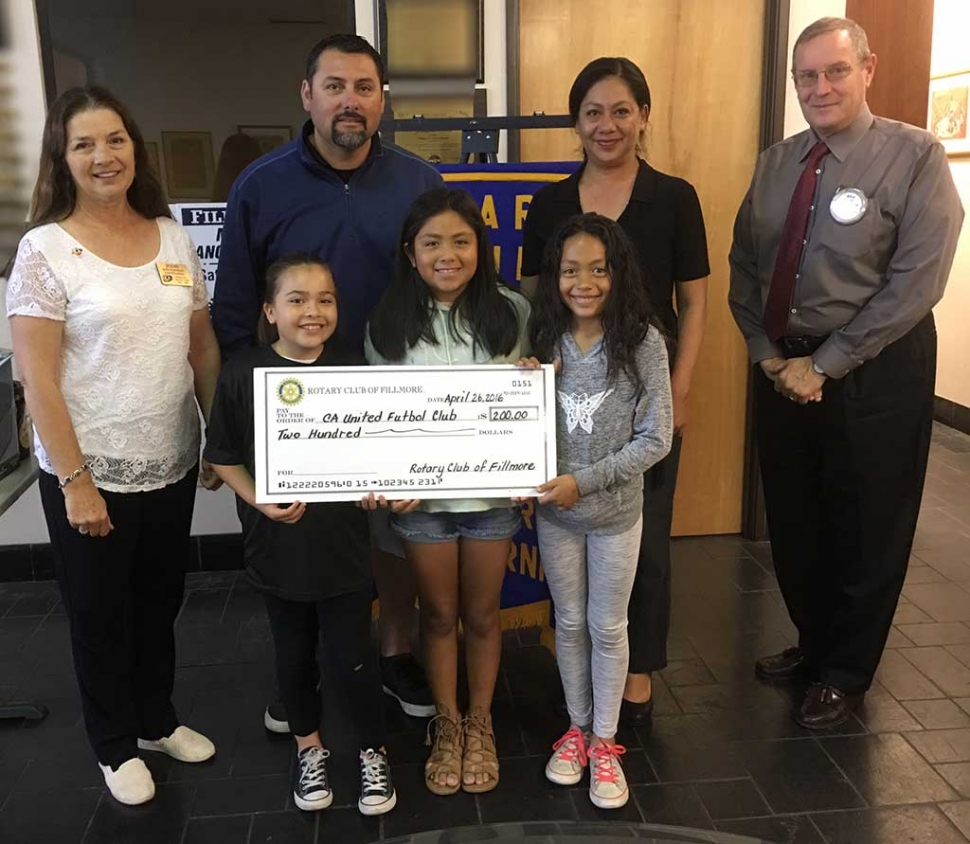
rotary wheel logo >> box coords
[277,378,305,406]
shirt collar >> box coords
[554,157,657,206]
[300,118,384,170]
[800,104,874,163]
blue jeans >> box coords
[391,507,522,544]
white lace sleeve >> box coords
[4,237,67,321]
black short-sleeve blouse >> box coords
[521,159,710,336]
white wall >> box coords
[928,0,970,407]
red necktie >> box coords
[763,140,829,342]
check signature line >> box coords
[365,427,477,435]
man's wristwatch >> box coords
[811,360,826,377]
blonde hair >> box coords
[792,17,871,66]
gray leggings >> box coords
[537,513,643,738]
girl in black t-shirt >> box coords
[204,254,396,818]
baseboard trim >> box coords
[0,532,243,584]
[935,396,970,437]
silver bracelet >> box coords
[59,462,90,489]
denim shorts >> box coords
[390,506,522,544]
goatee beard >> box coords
[332,127,368,151]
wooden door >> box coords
[518,0,764,535]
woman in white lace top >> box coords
[5,86,221,806]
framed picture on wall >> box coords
[161,131,215,199]
[238,125,294,155]
[928,72,970,157]
[144,141,163,183]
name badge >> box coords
[829,187,868,225]
[156,263,193,287]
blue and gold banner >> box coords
[440,162,580,627]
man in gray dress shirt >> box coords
[729,16,964,728]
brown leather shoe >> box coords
[793,683,862,729]
[754,647,804,680]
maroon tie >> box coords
[763,140,829,342]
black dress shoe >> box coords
[793,683,862,729]
[754,647,804,681]
[619,697,654,727]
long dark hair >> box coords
[530,213,659,387]
[27,86,171,231]
[258,253,334,345]
[568,57,651,157]
[368,188,523,362]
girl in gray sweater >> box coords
[522,214,672,809]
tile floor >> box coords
[2,422,970,843]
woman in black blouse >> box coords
[521,57,710,724]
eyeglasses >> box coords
[791,62,858,89]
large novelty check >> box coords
[254,365,557,504]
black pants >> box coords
[263,590,385,749]
[39,467,197,769]
[628,435,683,674]
[754,315,936,694]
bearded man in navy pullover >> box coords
[212,33,441,727]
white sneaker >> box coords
[137,725,215,763]
[545,726,589,785]
[588,742,629,809]
[99,758,155,806]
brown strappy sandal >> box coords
[461,708,499,793]
[425,709,463,796]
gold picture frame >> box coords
[161,131,216,199]
[928,72,970,157]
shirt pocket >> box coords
[814,194,885,259]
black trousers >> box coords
[627,435,683,674]
[263,590,385,750]
[39,467,197,769]
[754,315,936,694]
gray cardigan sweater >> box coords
[540,327,673,535]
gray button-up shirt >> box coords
[729,104,964,378]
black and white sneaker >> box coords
[381,654,436,718]
[358,748,396,816]
[292,746,333,811]
[264,700,290,734]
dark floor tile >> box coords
[183,814,251,844]
[630,782,713,829]
[177,589,231,627]
[229,730,294,778]
[15,752,105,792]
[638,714,747,782]
[191,773,288,816]
[937,762,970,797]
[381,762,479,839]
[874,649,946,700]
[715,815,826,844]
[903,699,970,729]
[692,778,770,820]
[659,658,717,687]
[184,571,237,590]
[741,739,865,813]
[477,756,576,824]
[81,781,196,844]
[897,622,970,646]
[0,786,101,843]
[569,785,644,822]
[820,732,957,805]
[900,647,970,697]
[316,806,381,844]
[5,591,58,618]
[810,804,968,844]
[249,809,318,844]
